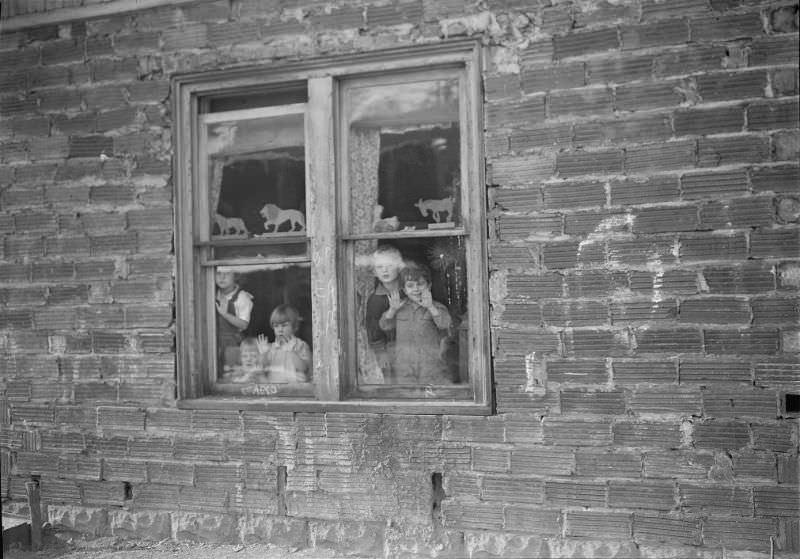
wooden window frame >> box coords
[173,40,491,415]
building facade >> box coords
[1,0,798,556]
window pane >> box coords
[206,111,308,244]
[211,241,307,261]
[353,237,468,387]
[344,78,461,234]
[215,264,313,387]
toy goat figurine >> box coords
[214,213,249,236]
[260,203,306,233]
[413,197,454,223]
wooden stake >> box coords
[25,480,42,551]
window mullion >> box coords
[306,75,341,401]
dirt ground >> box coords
[4,527,351,559]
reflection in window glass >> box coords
[345,79,461,235]
[354,238,468,386]
[215,264,313,385]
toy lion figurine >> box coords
[259,203,306,233]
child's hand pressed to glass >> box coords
[404,279,441,317]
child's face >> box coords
[216,270,235,291]
[240,346,261,371]
[404,278,429,304]
[272,320,295,342]
[373,254,400,285]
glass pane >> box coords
[211,241,307,261]
[214,264,313,386]
[344,78,461,234]
[353,237,468,386]
[206,112,308,245]
[207,85,306,112]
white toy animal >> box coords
[214,213,249,236]
[260,203,306,233]
[372,204,399,232]
[413,197,454,223]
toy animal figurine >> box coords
[214,213,249,236]
[372,204,399,232]
[414,197,454,223]
[260,203,306,233]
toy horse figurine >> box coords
[414,197,454,223]
[259,203,306,233]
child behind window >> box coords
[220,337,269,384]
[215,269,253,374]
[379,263,453,385]
[262,304,312,384]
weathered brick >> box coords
[575,450,642,478]
[629,388,702,415]
[616,81,683,112]
[703,517,776,551]
[696,70,768,102]
[562,389,626,415]
[610,176,679,206]
[543,419,612,446]
[644,451,714,480]
[752,298,800,325]
[674,105,745,137]
[626,140,696,174]
[613,422,682,448]
[542,180,605,210]
[586,55,654,85]
[566,510,632,538]
[680,233,748,262]
[366,2,423,28]
[613,360,677,384]
[700,196,775,229]
[565,210,627,235]
[553,29,619,60]
[482,476,544,504]
[693,420,750,449]
[608,238,675,267]
[733,450,777,480]
[754,486,799,517]
[542,300,608,327]
[751,422,795,452]
[642,0,710,22]
[545,480,606,507]
[549,88,613,117]
[751,229,800,259]
[679,298,750,324]
[509,123,572,151]
[705,329,779,355]
[505,507,561,535]
[703,388,778,418]
[750,35,799,66]
[564,271,627,298]
[487,96,545,128]
[490,154,555,186]
[608,481,676,510]
[635,329,702,354]
[633,514,701,545]
[680,359,751,384]
[442,502,504,531]
[522,63,584,93]
[556,149,623,178]
[698,135,770,167]
[564,330,629,357]
[497,214,562,239]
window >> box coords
[173,41,490,414]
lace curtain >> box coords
[349,127,383,384]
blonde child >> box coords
[365,245,405,379]
[220,337,269,383]
[379,263,453,384]
[259,304,312,383]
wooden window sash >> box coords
[173,40,491,413]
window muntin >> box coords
[174,43,489,413]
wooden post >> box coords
[25,480,42,551]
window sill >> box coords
[177,396,492,415]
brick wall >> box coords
[1,0,798,557]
